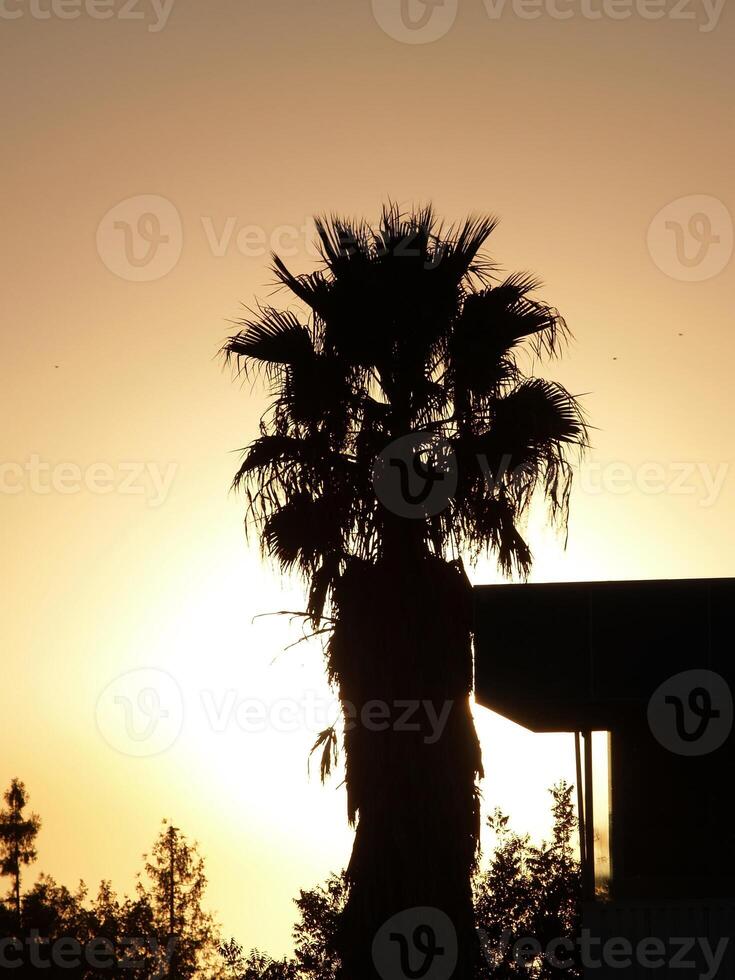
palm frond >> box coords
[314,215,372,272]
[262,492,346,575]
[492,378,588,448]
[449,276,570,403]
[223,308,314,376]
[231,434,335,490]
[271,255,331,319]
[309,726,339,783]
[439,213,499,285]
[307,556,342,625]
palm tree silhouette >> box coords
[223,205,587,978]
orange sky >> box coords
[2,0,734,956]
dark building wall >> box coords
[611,719,734,901]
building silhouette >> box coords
[474,577,735,978]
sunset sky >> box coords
[2,0,734,957]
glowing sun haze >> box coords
[2,0,734,956]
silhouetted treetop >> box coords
[223,204,587,619]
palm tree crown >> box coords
[224,204,587,620]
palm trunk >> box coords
[330,555,483,978]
